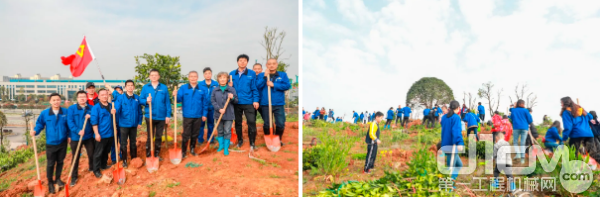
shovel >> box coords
[230,127,237,145]
[146,94,159,173]
[111,102,125,184]
[264,73,281,152]
[30,121,45,197]
[169,89,182,165]
[200,97,231,154]
[65,118,88,197]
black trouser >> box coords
[493,162,513,179]
[255,105,263,121]
[182,117,201,154]
[480,114,485,123]
[385,119,392,127]
[364,143,378,172]
[93,137,114,172]
[69,138,94,179]
[234,104,257,144]
[261,105,286,140]
[145,119,165,157]
[402,116,409,127]
[422,116,428,125]
[120,127,138,162]
[319,114,324,120]
[568,137,595,157]
[395,117,401,125]
[427,116,435,128]
[46,140,68,184]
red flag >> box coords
[60,36,95,77]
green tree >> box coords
[406,77,454,108]
[0,111,7,152]
[133,53,185,100]
[17,88,25,103]
[277,62,289,72]
[0,86,4,100]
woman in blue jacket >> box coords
[560,97,598,158]
[544,121,562,152]
[510,100,533,163]
[441,100,464,180]
[385,107,394,130]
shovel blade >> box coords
[113,167,126,185]
[33,180,44,197]
[230,131,238,145]
[265,135,281,152]
[169,148,182,165]
[146,157,159,173]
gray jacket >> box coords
[211,86,238,120]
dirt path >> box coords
[1,122,299,197]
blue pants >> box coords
[467,127,479,141]
[544,141,560,152]
[198,108,215,143]
[110,128,122,162]
[513,129,528,158]
[445,151,463,180]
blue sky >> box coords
[0,0,298,80]
[303,0,600,124]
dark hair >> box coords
[527,108,532,113]
[253,63,262,67]
[49,92,61,100]
[98,88,108,95]
[375,112,384,117]
[560,96,586,117]
[551,120,562,134]
[502,115,508,119]
[389,107,393,110]
[125,79,135,86]
[494,111,499,115]
[478,102,481,105]
[237,54,249,62]
[203,67,212,73]
[76,90,87,97]
[446,100,459,118]
[516,99,525,108]
[590,111,598,121]
[149,69,160,75]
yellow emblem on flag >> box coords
[76,45,85,57]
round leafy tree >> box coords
[406,77,454,108]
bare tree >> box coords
[462,92,477,111]
[508,83,538,109]
[478,82,503,118]
[260,26,290,61]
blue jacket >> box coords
[396,108,403,117]
[386,110,394,120]
[562,110,594,140]
[462,112,480,128]
[402,107,412,117]
[359,113,364,120]
[353,112,359,119]
[199,79,219,110]
[177,83,209,119]
[478,105,485,116]
[509,108,532,130]
[34,108,69,145]
[441,113,464,152]
[330,111,334,118]
[229,68,259,105]
[423,108,431,117]
[434,107,442,117]
[257,71,291,106]
[211,86,238,120]
[314,110,321,117]
[140,83,172,121]
[112,90,122,102]
[324,115,328,120]
[67,104,94,141]
[544,127,563,144]
[115,93,143,128]
[91,102,115,138]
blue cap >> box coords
[114,85,123,90]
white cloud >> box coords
[303,0,600,124]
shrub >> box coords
[0,147,34,172]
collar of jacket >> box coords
[99,102,111,112]
[76,104,90,110]
[265,71,280,80]
[187,83,200,90]
[48,108,63,116]
[203,79,216,88]
[126,93,135,99]
[236,68,248,75]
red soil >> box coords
[1,122,299,197]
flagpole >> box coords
[94,58,112,103]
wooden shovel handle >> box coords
[30,121,41,181]
[67,118,88,182]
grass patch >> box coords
[149,191,156,197]
[286,158,294,161]
[166,182,180,188]
[269,174,280,178]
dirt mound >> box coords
[130,158,143,169]
[1,122,299,197]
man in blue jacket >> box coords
[402,105,412,128]
[252,63,265,122]
[228,54,259,149]
[174,71,209,157]
[67,91,95,187]
[359,112,364,124]
[353,111,359,124]
[115,80,143,168]
[478,102,486,124]
[91,89,117,178]
[31,93,69,193]
[313,107,320,120]
[140,69,172,161]
[433,104,442,127]
[422,108,431,127]
[257,58,291,147]
[199,67,219,144]
[395,105,403,125]
[462,110,481,141]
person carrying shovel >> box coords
[256,58,291,147]
[211,72,238,156]
[441,100,464,181]
[229,54,260,149]
[90,89,117,178]
[140,69,172,162]
[174,71,209,158]
[66,90,95,187]
[114,80,143,168]
[31,93,70,194]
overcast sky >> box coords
[0,0,298,81]
[303,0,600,124]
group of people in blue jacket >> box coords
[30,54,291,194]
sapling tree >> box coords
[477,81,503,118]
